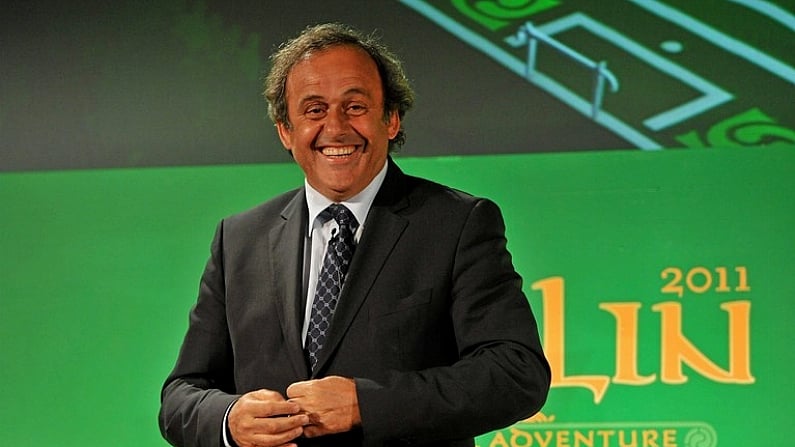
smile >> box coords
[320,145,358,156]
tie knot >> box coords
[327,204,358,231]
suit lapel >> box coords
[269,189,311,378]
[313,159,411,374]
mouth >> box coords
[319,145,359,157]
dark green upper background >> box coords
[2,0,793,171]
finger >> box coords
[301,418,344,439]
[234,414,308,447]
[303,425,323,439]
[240,426,303,447]
[249,388,287,402]
[253,421,306,441]
[236,393,302,417]
[285,381,310,398]
[260,400,302,417]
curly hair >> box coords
[263,23,415,151]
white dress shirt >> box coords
[301,160,388,345]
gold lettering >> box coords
[509,427,533,447]
[533,430,553,447]
[653,301,755,383]
[715,267,730,292]
[723,301,755,382]
[490,427,680,447]
[735,266,751,292]
[574,430,595,447]
[557,430,571,447]
[660,268,684,297]
[533,277,611,403]
[685,267,712,294]
[596,430,615,445]
[599,302,657,385]
[489,431,510,447]
[662,429,677,447]
[618,429,637,447]
[642,429,659,447]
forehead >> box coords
[285,45,384,100]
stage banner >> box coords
[0,147,792,446]
[436,148,792,447]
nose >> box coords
[322,106,349,137]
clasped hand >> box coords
[228,376,361,447]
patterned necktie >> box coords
[306,204,359,371]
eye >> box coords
[346,103,368,116]
[304,104,327,119]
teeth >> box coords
[321,146,356,156]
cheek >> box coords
[292,123,322,147]
[355,117,391,141]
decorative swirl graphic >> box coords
[684,427,717,447]
[521,411,556,423]
[725,121,795,147]
[451,0,559,30]
[677,108,795,148]
[710,108,795,147]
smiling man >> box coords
[159,23,550,447]
[276,44,399,203]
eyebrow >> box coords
[297,87,374,106]
[297,94,325,106]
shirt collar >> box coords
[305,159,388,233]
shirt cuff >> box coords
[222,401,238,447]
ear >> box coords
[386,110,400,140]
[275,121,293,151]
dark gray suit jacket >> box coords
[159,159,550,446]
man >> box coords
[159,23,550,447]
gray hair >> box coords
[263,23,415,151]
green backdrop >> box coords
[1,147,792,446]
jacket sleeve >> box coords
[159,221,241,447]
[356,198,551,445]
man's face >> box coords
[277,45,400,202]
